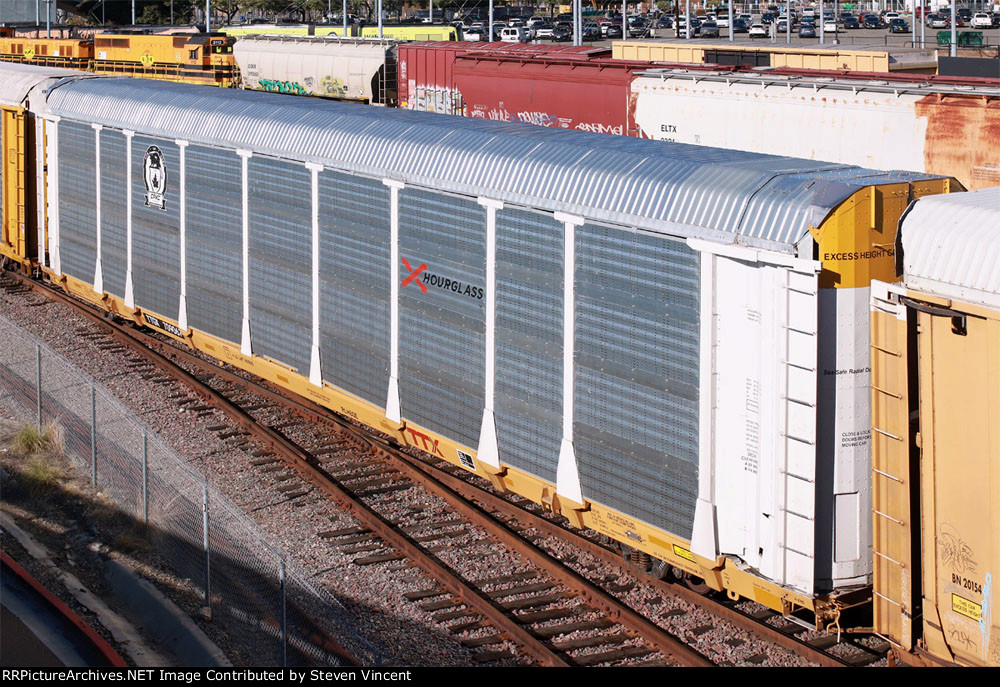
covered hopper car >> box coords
[233,36,399,105]
[3,63,995,667]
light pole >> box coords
[206,1,211,32]
[344,0,348,36]
[949,0,956,56]
[729,0,734,41]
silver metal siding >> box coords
[398,187,485,448]
[248,156,311,376]
[99,129,127,298]
[317,170,391,406]
[574,224,700,539]
[185,145,242,345]
[57,119,97,282]
[131,136,180,321]
[44,79,947,254]
[494,207,563,484]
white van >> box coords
[500,26,528,42]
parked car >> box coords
[971,12,993,28]
[656,16,673,28]
[552,24,572,41]
[733,17,750,32]
[823,19,838,32]
[700,20,720,37]
[534,23,555,38]
[799,21,817,37]
[862,14,881,28]
[606,23,623,38]
[843,16,860,29]
[715,15,730,28]
[627,18,650,37]
[749,22,767,37]
[761,11,776,23]
[583,22,601,39]
[464,23,486,40]
[927,14,948,28]
[888,17,909,33]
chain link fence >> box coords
[0,313,381,667]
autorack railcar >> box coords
[0,62,971,647]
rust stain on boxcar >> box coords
[915,94,1000,190]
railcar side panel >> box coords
[98,129,127,299]
[917,305,999,667]
[57,119,97,283]
[493,206,563,484]
[248,156,312,376]
[317,170,391,406]
[398,187,486,450]
[185,145,243,345]
[574,225,700,539]
[130,136,180,321]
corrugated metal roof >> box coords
[0,62,82,107]
[901,187,1000,309]
[44,76,946,252]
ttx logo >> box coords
[401,257,427,293]
[401,426,444,457]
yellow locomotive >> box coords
[92,32,237,87]
[0,32,238,88]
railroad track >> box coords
[4,273,712,667]
[4,271,888,666]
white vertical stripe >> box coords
[307,162,323,387]
[690,249,719,560]
[123,130,134,308]
[92,124,103,294]
[46,117,61,277]
[35,117,46,268]
[553,212,584,505]
[238,150,253,356]
[476,197,503,470]
[383,178,404,423]
[176,140,189,331]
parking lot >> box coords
[566,28,1000,50]
[517,20,1000,52]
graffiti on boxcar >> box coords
[575,121,624,135]
[258,78,308,95]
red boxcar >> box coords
[453,47,627,135]
[398,41,734,137]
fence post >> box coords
[279,558,288,667]
[90,385,97,487]
[36,344,41,430]
[203,481,211,610]
[142,431,149,533]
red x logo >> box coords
[401,257,427,293]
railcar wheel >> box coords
[648,557,670,580]
[683,573,711,594]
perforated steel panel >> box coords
[248,156,311,375]
[185,145,242,345]
[317,170,390,405]
[131,135,179,321]
[57,119,96,282]
[574,225,700,538]
[494,207,563,483]
[99,129,127,298]
[398,188,485,448]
